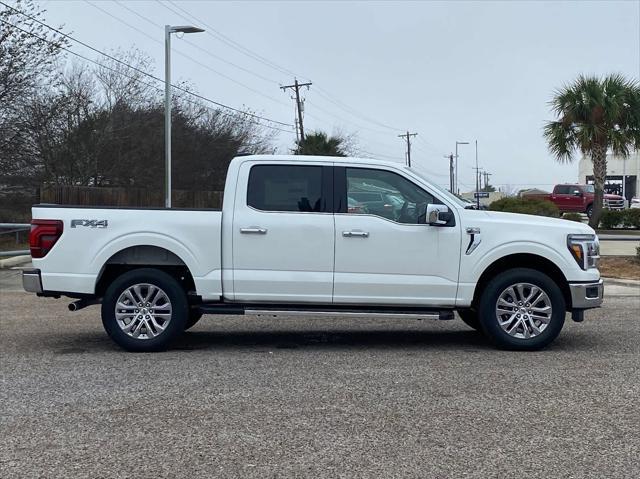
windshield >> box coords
[405,167,468,208]
[584,185,595,193]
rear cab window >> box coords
[247,164,332,213]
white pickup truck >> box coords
[23,155,603,352]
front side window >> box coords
[247,165,324,212]
[345,168,436,224]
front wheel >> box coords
[477,268,566,350]
[586,204,593,218]
[101,268,188,352]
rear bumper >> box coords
[569,279,604,310]
[22,269,43,293]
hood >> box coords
[604,193,624,200]
[474,210,595,235]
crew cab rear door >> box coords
[231,161,335,303]
[332,165,461,306]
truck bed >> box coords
[31,205,223,300]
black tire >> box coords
[101,268,188,352]
[457,309,480,330]
[586,204,593,218]
[184,309,203,331]
[477,268,566,351]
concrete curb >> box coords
[603,277,640,287]
[0,255,31,269]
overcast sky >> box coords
[37,0,640,192]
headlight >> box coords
[567,234,600,270]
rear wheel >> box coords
[586,204,593,218]
[101,268,188,352]
[477,268,566,350]
[457,309,480,330]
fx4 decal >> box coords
[71,219,108,228]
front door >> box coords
[231,162,334,303]
[333,166,461,306]
[553,185,582,212]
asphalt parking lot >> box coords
[1,270,639,478]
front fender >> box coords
[463,240,575,284]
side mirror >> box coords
[426,204,451,226]
[573,191,582,197]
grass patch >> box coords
[598,256,640,280]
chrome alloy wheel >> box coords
[115,283,172,340]
[495,283,552,339]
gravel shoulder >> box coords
[1,290,639,478]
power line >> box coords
[84,0,292,110]
[162,0,416,139]
[115,0,280,85]
[313,86,403,132]
[164,0,298,78]
[0,16,293,133]
[1,1,293,130]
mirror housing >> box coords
[426,204,452,226]
[573,191,582,197]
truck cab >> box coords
[550,184,625,217]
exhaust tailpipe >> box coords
[68,298,98,311]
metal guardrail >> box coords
[0,250,29,257]
[0,223,30,257]
[0,223,30,229]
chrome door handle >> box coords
[240,227,267,234]
[342,231,369,238]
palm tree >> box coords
[544,74,640,227]
[294,131,347,157]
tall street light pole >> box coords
[455,141,469,194]
[165,25,204,208]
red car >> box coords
[524,184,625,217]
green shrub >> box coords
[636,245,640,260]
[599,210,624,229]
[562,212,583,223]
[624,209,640,228]
[600,209,640,229]
[489,197,559,217]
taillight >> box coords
[30,219,63,258]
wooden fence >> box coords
[39,185,223,209]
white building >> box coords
[578,151,639,202]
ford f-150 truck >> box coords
[523,184,625,217]
[22,155,604,352]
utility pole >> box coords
[281,79,312,141]
[444,153,455,192]
[398,131,417,167]
[483,171,492,190]
[474,140,480,209]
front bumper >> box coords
[22,269,43,293]
[569,279,604,309]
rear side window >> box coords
[247,165,326,212]
[555,185,570,194]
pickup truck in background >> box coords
[523,184,625,217]
[22,155,603,352]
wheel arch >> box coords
[94,245,196,297]
[471,253,572,310]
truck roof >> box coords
[235,154,404,168]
